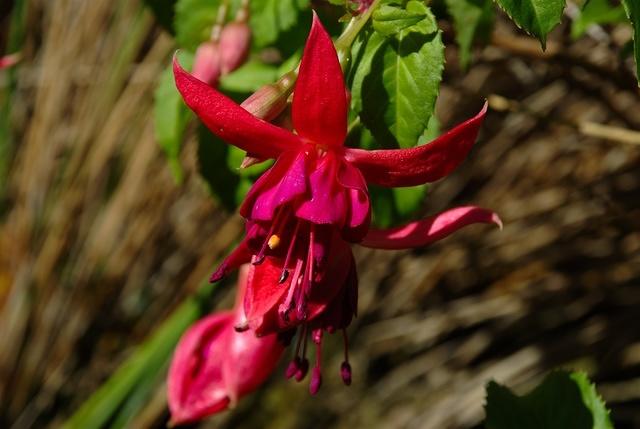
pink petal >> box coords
[222,328,284,405]
[168,312,234,425]
[296,153,346,225]
[291,12,347,147]
[209,239,252,283]
[244,258,291,332]
[173,56,303,159]
[240,151,308,221]
[360,206,502,250]
[345,103,488,187]
[338,161,371,242]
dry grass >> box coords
[1,1,639,428]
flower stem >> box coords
[335,0,382,70]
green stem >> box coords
[335,0,382,70]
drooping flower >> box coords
[168,265,286,425]
[174,12,500,392]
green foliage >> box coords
[571,0,627,40]
[250,0,311,49]
[622,0,640,82]
[153,52,193,183]
[347,1,444,227]
[62,283,219,429]
[485,371,614,429]
[351,1,444,149]
[197,125,272,210]
[174,0,222,50]
[445,0,494,68]
[493,0,566,49]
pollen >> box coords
[267,234,281,249]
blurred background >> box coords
[1,0,639,428]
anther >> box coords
[267,234,280,250]
[278,269,289,284]
[340,361,352,386]
[234,320,249,332]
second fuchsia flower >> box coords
[174,12,500,398]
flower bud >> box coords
[240,70,295,121]
[219,21,251,75]
[0,52,21,70]
[192,41,221,86]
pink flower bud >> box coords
[219,22,251,75]
[240,82,289,122]
[167,265,284,425]
[192,42,221,86]
[0,52,21,70]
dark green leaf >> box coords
[622,0,640,82]
[571,0,627,40]
[445,0,494,68]
[493,0,566,49]
[352,1,444,149]
[485,370,614,429]
[153,52,194,183]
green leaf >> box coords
[197,125,272,210]
[352,1,444,149]
[250,0,311,49]
[153,52,194,183]
[485,370,614,429]
[62,283,219,429]
[174,0,219,50]
[219,60,280,93]
[622,0,640,83]
[493,0,566,49]
[445,0,494,68]
[571,0,627,40]
[372,4,428,36]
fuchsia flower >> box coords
[174,13,500,394]
[168,265,285,425]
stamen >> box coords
[233,320,249,332]
[295,327,309,382]
[280,258,304,322]
[280,220,302,283]
[253,206,288,265]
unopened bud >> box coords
[219,22,251,75]
[240,82,289,121]
[0,52,21,70]
[192,42,221,86]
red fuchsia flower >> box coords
[174,12,500,393]
[168,265,286,425]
